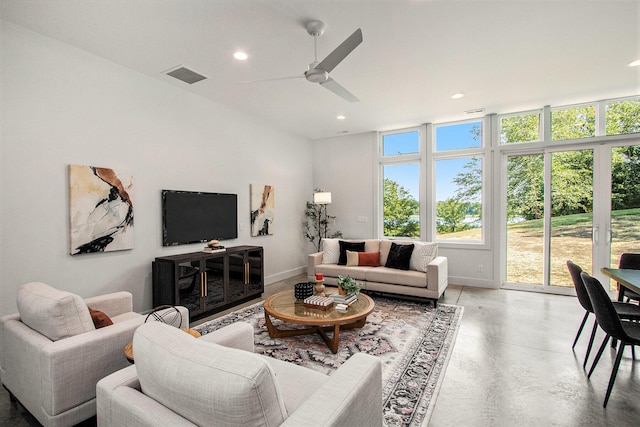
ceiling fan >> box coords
[240,20,363,102]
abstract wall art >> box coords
[69,164,134,254]
[250,183,274,236]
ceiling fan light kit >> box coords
[305,67,329,83]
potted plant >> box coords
[337,275,362,296]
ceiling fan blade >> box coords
[320,78,359,103]
[317,28,363,73]
[236,75,303,84]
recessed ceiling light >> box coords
[451,92,465,99]
[628,59,640,67]
[337,115,346,120]
[233,51,248,60]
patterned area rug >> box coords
[195,295,463,427]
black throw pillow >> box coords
[338,241,365,265]
[385,243,415,270]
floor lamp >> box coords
[313,191,332,241]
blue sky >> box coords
[383,122,481,201]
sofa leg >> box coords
[433,299,438,308]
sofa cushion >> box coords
[315,264,370,281]
[363,239,381,253]
[134,322,288,427]
[379,240,393,266]
[385,243,414,270]
[16,282,95,341]
[366,267,428,288]
[321,238,340,264]
[410,242,438,272]
[338,241,365,265]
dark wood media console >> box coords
[152,245,263,319]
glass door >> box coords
[176,260,204,315]
[505,148,595,294]
[204,255,226,309]
[607,144,640,289]
[505,143,640,294]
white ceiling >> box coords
[2,0,639,140]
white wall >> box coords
[312,131,496,288]
[312,132,378,240]
[0,21,313,316]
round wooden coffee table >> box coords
[263,290,375,353]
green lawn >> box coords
[440,209,640,290]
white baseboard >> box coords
[265,266,306,285]
[448,276,498,289]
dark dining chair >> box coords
[566,261,640,369]
[580,271,640,408]
[618,253,640,304]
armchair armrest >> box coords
[308,252,324,281]
[84,291,133,318]
[198,321,254,352]
[281,353,383,427]
[97,365,195,427]
[45,317,144,415]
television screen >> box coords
[162,190,238,246]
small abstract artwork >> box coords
[250,183,274,236]
[69,164,134,255]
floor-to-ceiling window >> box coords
[501,98,640,294]
[433,120,486,244]
[377,95,640,293]
[379,128,422,239]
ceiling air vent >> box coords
[165,66,207,84]
[465,108,485,115]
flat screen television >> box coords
[162,189,238,246]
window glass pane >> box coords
[500,113,540,144]
[551,105,595,140]
[550,149,593,288]
[435,157,482,241]
[610,146,640,289]
[383,164,420,238]
[506,154,544,285]
[606,99,640,136]
[382,131,419,156]
[435,121,482,151]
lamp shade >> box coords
[313,192,332,204]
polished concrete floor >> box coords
[2,276,638,426]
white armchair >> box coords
[97,321,384,427]
[0,282,188,427]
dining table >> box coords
[600,267,640,301]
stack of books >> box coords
[303,295,334,311]
[202,245,225,253]
[329,292,357,306]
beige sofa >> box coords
[0,282,188,427]
[308,238,448,306]
[97,321,383,427]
